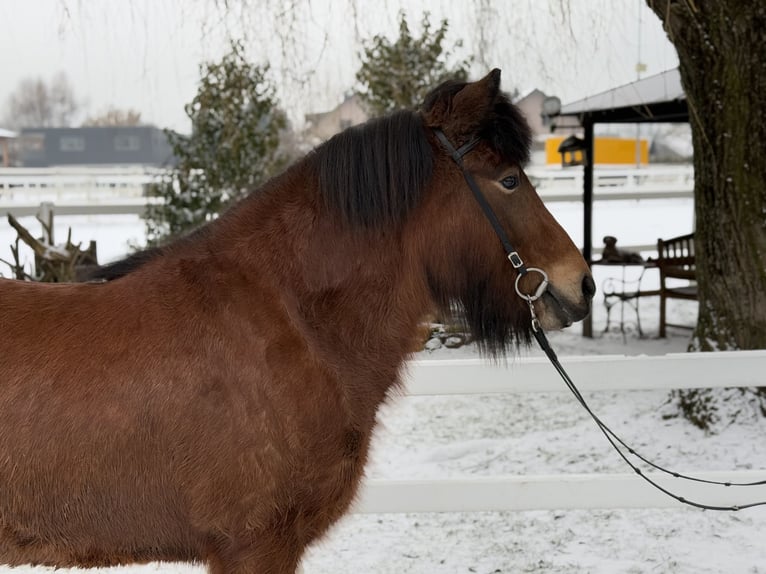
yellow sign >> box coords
[546,137,649,165]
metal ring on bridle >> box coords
[514,267,549,302]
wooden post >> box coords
[38,202,54,245]
[582,117,595,338]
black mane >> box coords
[83,247,164,282]
[84,226,212,282]
[313,110,433,228]
[480,92,533,167]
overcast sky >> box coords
[0,0,679,133]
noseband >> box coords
[433,128,766,512]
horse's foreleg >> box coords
[208,558,303,574]
[207,534,304,574]
[208,554,303,574]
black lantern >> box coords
[557,135,587,167]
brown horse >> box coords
[0,70,594,573]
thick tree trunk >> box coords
[648,1,766,349]
[647,1,766,428]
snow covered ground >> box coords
[2,198,766,573]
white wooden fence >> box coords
[0,165,693,218]
[354,351,766,513]
[0,167,165,218]
[529,164,694,201]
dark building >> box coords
[19,126,175,167]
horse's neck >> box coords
[221,176,430,411]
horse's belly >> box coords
[0,428,206,568]
[0,506,204,568]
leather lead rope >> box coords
[533,327,766,511]
[434,127,766,512]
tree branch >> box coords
[6,213,69,262]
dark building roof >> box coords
[557,68,687,124]
[19,126,175,167]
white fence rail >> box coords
[404,352,766,394]
[0,166,165,196]
[0,167,166,217]
[358,470,766,513]
[354,351,766,513]
[530,165,694,202]
[528,164,694,191]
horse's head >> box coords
[414,69,595,353]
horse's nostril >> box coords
[582,274,597,301]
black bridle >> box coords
[434,128,766,512]
[433,130,549,322]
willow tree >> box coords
[647,1,766,427]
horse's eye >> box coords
[501,175,519,190]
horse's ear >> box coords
[422,69,501,134]
[453,69,501,114]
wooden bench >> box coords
[656,232,697,337]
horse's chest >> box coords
[293,429,370,523]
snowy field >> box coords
[2,196,766,573]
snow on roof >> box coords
[560,68,684,116]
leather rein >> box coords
[434,128,766,512]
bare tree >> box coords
[83,107,143,127]
[2,72,80,130]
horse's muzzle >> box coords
[539,283,593,329]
